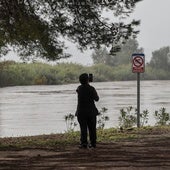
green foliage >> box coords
[0,1,141,60]
[91,44,170,81]
[154,108,170,126]
[0,59,170,87]
[64,107,110,132]
[90,63,115,82]
[118,106,149,128]
[150,46,170,71]
[92,47,115,66]
[118,106,137,128]
[140,109,149,127]
[1,126,169,149]
[142,65,170,80]
[91,39,143,66]
[64,113,78,132]
[55,63,87,84]
[0,61,87,86]
[114,39,143,65]
[97,107,109,130]
[112,64,136,81]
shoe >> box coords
[89,144,96,148]
[79,144,87,149]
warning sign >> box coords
[132,53,145,73]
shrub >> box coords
[154,107,170,126]
[64,113,77,132]
[118,106,149,128]
[97,107,109,130]
[118,106,137,128]
[140,109,149,127]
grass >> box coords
[0,126,169,150]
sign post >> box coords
[137,72,140,128]
[132,53,145,128]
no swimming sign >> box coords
[132,53,145,73]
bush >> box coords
[64,113,77,132]
[118,106,137,128]
[0,60,170,87]
[97,107,109,130]
[154,108,170,126]
[118,106,149,128]
[140,109,149,127]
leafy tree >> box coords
[92,46,113,65]
[112,38,143,65]
[0,0,142,60]
[150,46,170,71]
[92,39,143,66]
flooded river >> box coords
[0,80,170,137]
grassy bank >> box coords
[0,126,169,150]
[1,61,170,87]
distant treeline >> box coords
[0,61,170,87]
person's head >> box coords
[79,73,89,85]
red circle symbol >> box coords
[133,56,144,67]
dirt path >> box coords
[0,134,170,170]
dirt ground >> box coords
[0,132,170,170]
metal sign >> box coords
[132,53,145,73]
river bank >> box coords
[0,126,170,169]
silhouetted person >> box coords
[76,73,99,148]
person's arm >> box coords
[76,86,80,93]
[93,87,99,101]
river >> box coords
[0,80,170,137]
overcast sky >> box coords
[65,0,170,65]
[5,0,170,65]
[131,0,170,62]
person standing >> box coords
[76,73,99,148]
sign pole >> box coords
[137,72,140,128]
[132,53,145,128]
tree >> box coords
[150,46,170,71]
[0,0,142,60]
[112,38,143,65]
[92,46,112,65]
[92,38,143,66]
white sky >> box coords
[130,0,170,63]
[4,0,170,65]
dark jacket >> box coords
[76,84,99,116]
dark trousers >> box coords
[77,115,96,146]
